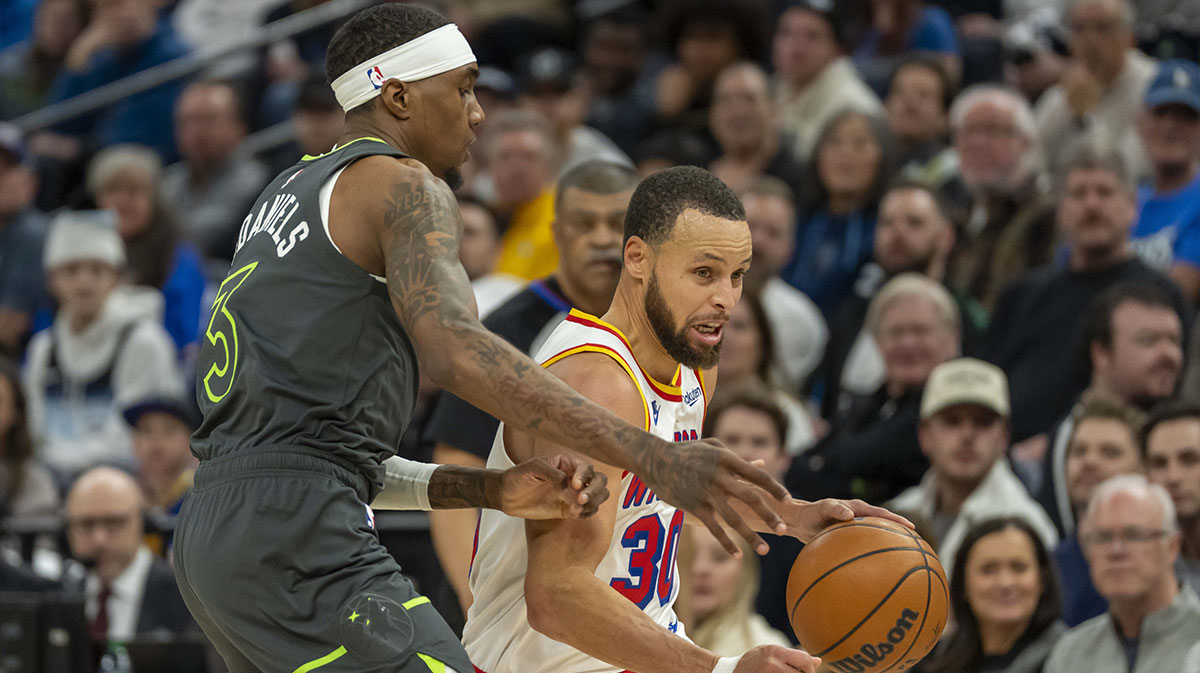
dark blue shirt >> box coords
[1053,533,1108,627]
[49,22,190,161]
[780,207,876,319]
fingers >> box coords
[724,472,787,535]
[714,495,770,556]
[575,471,609,517]
[693,507,743,559]
[715,443,788,501]
[737,646,821,673]
[842,499,915,530]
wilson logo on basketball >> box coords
[827,608,919,673]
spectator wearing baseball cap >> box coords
[773,0,883,163]
[0,122,50,358]
[22,210,182,482]
[887,357,1058,575]
[1132,59,1200,304]
[124,395,198,555]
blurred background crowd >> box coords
[1,0,1199,671]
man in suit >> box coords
[64,466,195,641]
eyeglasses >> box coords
[1079,527,1170,548]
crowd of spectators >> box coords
[2,0,1199,671]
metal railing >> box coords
[11,0,375,134]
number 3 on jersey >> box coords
[610,510,684,608]
[203,262,257,403]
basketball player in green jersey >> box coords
[172,5,797,673]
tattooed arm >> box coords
[331,157,787,554]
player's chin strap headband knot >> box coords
[330,23,476,113]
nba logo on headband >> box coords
[367,66,385,90]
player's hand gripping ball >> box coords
[786,517,948,673]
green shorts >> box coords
[173,447,473,673]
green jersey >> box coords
[192,138,419,497]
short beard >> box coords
[443,167,464,191]
[644,271,721,370]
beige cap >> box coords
[920,358,1010,420]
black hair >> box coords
[324,4,451,108]
[185,78,250,128]
[881,176,953,224]
[923,517,1062,673]
[1079,280,1179,373]
[802,107,896,213]
[623,166,745,246]
[1139,399,1200,460]
[703,382,789,449]
[632,129,713,170]
[886,54,957,113]
[660,0,767,63]
[555,160,638,210]
[777,0,849,49]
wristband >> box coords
[712,656,740,673]
[372,456,437,510]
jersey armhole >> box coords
[541,344,651,432]
[318,164,387,284]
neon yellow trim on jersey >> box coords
[203,261,258,403]
[542,344,651,431]
[402,595,431,610]
[416,653,446,673]
[291,646,346,673]
[301,136,389,161]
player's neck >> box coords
[337,119,411,157]
[603,288,680,383]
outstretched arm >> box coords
[334,157,787,555]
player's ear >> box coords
[624,236,651,280]
[379,79,411,120]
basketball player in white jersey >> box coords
[464,167,910,673]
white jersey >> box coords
[463,309,708,673]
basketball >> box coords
[786,517,948,673]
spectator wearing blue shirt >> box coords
[781,109,894,318]
[0,124,50,359]
[87,145,206,357]
[1133,60,1200,304]
[45,0,190,162]
[853,0,962,97]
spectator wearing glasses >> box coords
[1045,474,1200,673]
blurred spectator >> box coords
[772,0,883,163]
[1045,475,1200,673]
[23,211,181,480]
[265,71,345,177]
[0,0,38,50]
[1132,60,1200,303]
[515,47,629,174]
[483,109,563,281]
[652,0,767,137]
[458,196,523,318]
[1032,282,1183,535]
[64,466,195,641]
[0,124,50,358]
[0,0,87,119]
[715,294,815,454]
[708,62,804,195]
[887,56,957,188]
[1052,394,1146,626]
[578,5,654,157]
[88,145,207,353]
[162,79,271,265]
[254,0,340,127]
[1142,401,1200,593]
[948,85,1057,311]
[631,129,711,177]
[984,146,1189,443]
[739,177,828,393]
[41,0,191,162]
[123,396,197,556]
[852,0,962,97]
[0,358,59,521]
[888,358,1058,575]
[454,0,570,72]
[1133,0,1199,62]
[790,274,959,502]
[426,161,636,613]
[919,517,1065,673]
[813,180,984,422]
[704,385,802,643]
[1002,17,1068,105]
[779,109,893,318]
[1034,0,1155,181]
[685,526,791,656]
[169,0,280,79]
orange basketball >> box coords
[786,517,948,673]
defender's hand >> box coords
[499,455,609,520]
[730,645,821,673]
[642,438,789,557]
[781,498,915,543]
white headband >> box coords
[330,24,477,112]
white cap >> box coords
[920,358,1010,420]
[43,210,126,270]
